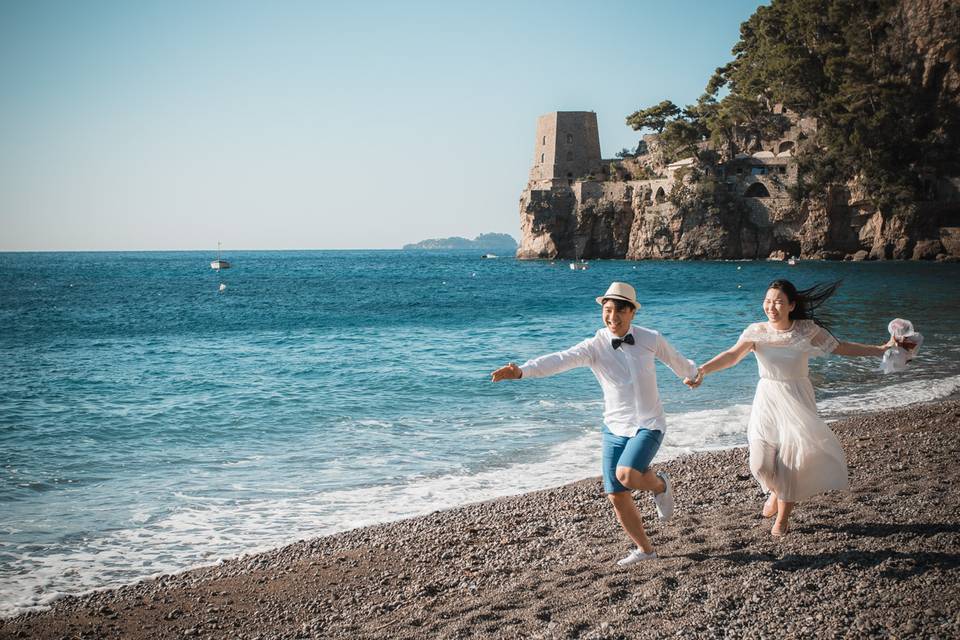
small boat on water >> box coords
[481,253,498,259]
[211,242,231,270]
[569,260,589,271]
[787,257,797,266]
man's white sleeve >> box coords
[519,338,595,379]
[654,334,698,380]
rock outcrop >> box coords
[517,161,960,262]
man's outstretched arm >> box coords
[491,338,594,382]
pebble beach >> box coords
[2,399,958,639]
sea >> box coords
[2,250,959,615]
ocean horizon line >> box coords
[0,247,521,255]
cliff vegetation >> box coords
[628,0,959,215]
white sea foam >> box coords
[819,374,960,416]
[1,374,957,617]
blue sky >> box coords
[0,0,765,251]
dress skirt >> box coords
[746,377,849,502]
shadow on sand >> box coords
[674,521,960,578]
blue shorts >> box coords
[602,426,664,494]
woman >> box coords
[686,279,906,536]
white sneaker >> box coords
[653,471,674,522]
[616,548,657,566]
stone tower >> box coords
[528,111,602,188]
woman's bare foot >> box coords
[771,520,789,537]
[762,493,778,518]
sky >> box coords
[0,0,766,251]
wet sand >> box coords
[2,400,958,639]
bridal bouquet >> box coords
[880,318,923,374]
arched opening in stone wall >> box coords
[778,140,795,154]
[744,182,771,198]
[654,187,666,203]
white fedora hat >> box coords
[596,282,641,309]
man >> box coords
[490,282,697,566]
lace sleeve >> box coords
[802,321,839,357]
[738,323,765,344]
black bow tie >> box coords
[611,334,635,349]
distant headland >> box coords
[403,233,517,252]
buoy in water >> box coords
[219,283,227,292]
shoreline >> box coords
[2,399,959,638]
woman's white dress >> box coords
[740,319,849,502]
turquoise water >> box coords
[2,251,959,614]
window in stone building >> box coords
[542,136,546,145]
[751,167,768,175]
[566,134,573,144]
[779,166,787,174]
[566,152,573,161]
[541,153,545,163]
[736,167,743,175]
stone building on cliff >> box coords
[517,110,960,262]
[528,112,602,188]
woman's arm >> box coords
[686,340,755,387]
[701,340,755,376]
[832,341,888,357]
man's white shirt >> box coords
[518,325,696,437]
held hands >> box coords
[491,363,522,382]
[683,367,705,389]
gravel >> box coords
[2,400,958,639]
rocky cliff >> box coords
[517,0,960,262]
[518,164,960,262]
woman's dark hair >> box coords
[767,279,840,330]
[602,298,636,312]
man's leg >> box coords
[614,467,665,494]
[613,428,672,522]
[602,428,655,554]
[607,491,654,553]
